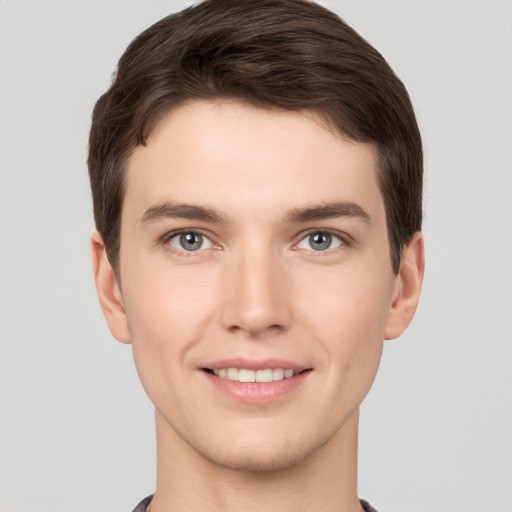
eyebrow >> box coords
[139,200,371,227]
[140,202,227,225]
[284,201,371,224]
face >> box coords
[97,100,420,471]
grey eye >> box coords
[168,232,213,251]
[297,232,343,251]
[309,232,332,250]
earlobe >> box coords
[91,231,131,344]
[384,232,425,340]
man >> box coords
[88,0,424,510]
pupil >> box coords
[180,233,202,251]
[310,232,331,250]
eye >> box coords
[296,231,344,251]
[167,231,214,252]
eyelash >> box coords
[161,228,351,255]
[161,229,218,255]
[294,229,351,253]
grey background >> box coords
[1,1,511,511]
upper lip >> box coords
[201,358,310,372]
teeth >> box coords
[272,368,284,380]
[239,369,255,382]
[211,367,298,382]
[226,368,239,380]
[256,369,273,382]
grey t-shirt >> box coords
[131,495,379,511]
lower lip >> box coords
[203,371,311,403]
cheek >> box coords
[120,266,220,413]
[298,260,393,339]
[295,261,392,391]
[120,259,220,382]
[122,257,218,332]
[308,273,389,408]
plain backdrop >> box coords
[1,1,511,511]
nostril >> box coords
[227,323,286,337]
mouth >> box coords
[202,367,311,383]
[200,359,313,402]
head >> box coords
[88,0,424,474]
[88,0,422,277]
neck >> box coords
[148,409,363,512]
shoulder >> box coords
[131,495,153,512]
[132,495,378,511]
[360,498,380,512]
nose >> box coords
[220,245,292,337]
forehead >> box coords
[123,100,384,225]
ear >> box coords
[384,232,425,340]
[91,231,131,344]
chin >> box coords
[204,446,310,472]
[196,428,331,473]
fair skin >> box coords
[92,101,424,512]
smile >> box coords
[209,368,301,382]
[202,362,312,402]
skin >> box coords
[92,101,424,512]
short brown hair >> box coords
[88,0,422,274]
